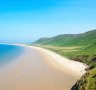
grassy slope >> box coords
[33,29,96,90]
[34,29,96,46]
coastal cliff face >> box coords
[71,68,96,90]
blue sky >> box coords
[0,0,96,43]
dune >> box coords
[0,45,87,90]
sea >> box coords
[0,44,23,65]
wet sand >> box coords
[0,45,87,90]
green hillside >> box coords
[34,37,50,44]
[33,29,96,66]
[33,29,96,46]
[33,29,96,90]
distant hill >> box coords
[33,29,96,46]
[34,37,50,44]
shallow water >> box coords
[0,44,23,65]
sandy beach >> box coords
[0,45,87,90]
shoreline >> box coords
[31,46,87,76]
[0,44,88,90]
[19,44,87,75]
